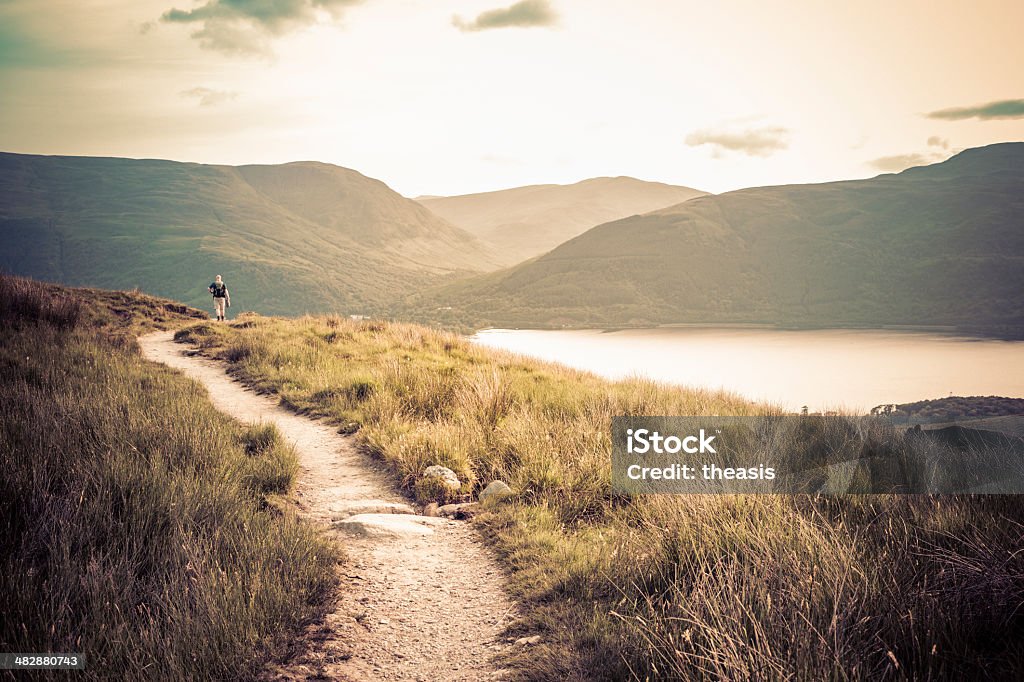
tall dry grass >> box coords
[0,277,337,680]
[178,313,1024,680]
[0,273,82,328]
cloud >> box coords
[867,147,958,173]
[161,0,362,56]
[926,99,1024,121]
[453,0,557,32]
[684,126,789,157]
[868,153,934,172]
[180,86,238,106]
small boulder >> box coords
[480,480,513,503]
[423,465,461,489]
[514,635,542,647]
[423,502,440,517]
[415,465,462,504]
[437,502,480,519]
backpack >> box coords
[211,282,226,297]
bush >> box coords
[236,423,297,495]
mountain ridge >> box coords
[417,176,707,265]
[412,143,1024,335]
[0,152,496,314]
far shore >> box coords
[468,321,1024,340]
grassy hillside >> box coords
[416,143,1024,335]
[0,276,337,680]
[178,312,1024,680]
[417,177,707,266]
[0,153,496,316]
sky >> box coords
[1,0,1023,197]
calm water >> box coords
[470,327,1024,412]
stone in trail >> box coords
[329,499,418,519]
[335,513,449,539]
[138,331,517,681]
[437,502,480,519]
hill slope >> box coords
[417,177,707,265]
[0,274,337,678]
[419,143,1024,334]
[0,153,496,315]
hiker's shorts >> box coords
[214,297,226,318]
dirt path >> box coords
[139,331,517,681]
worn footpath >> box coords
[139,331,518,681]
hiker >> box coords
[208,275,230,321]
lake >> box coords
[470,327,1024,412]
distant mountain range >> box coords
[0,153,496,314]
[4,144,1022,334]
[413,143,1024,335]
[416,177,706,265]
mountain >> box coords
[416,177,707,266]
[0,153,496,315]
[416,143,1024,335]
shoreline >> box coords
[468,321,1024,341]
[468,327,1024,414]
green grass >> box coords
[176,312,1024,680]
[0,276,338,680]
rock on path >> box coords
[138,331,516,681]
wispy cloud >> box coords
[180,86,238,106]
[867,146,957,173]
[926,98,1024,121]
[453,0,557,32]
[160,0,363,56]
[684,126,789,157]
[868,153,934,172]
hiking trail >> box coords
[139,331,517,681]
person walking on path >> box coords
[208,275,231,321]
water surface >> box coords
[470,327,1024,412]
